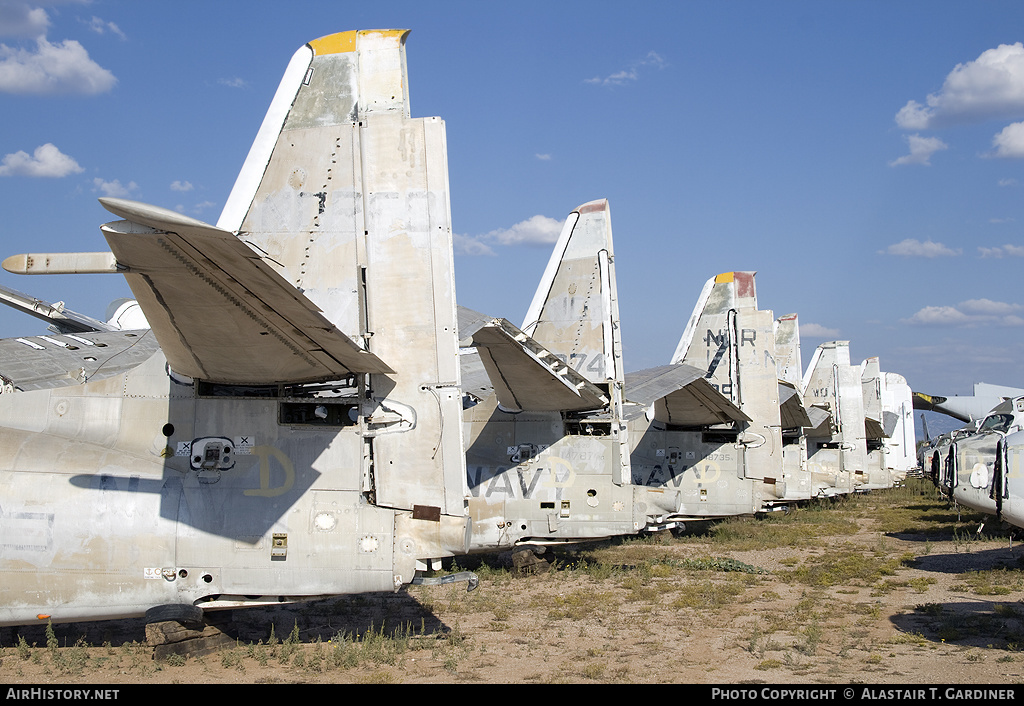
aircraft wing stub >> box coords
[97,197,393,383]
[0,283,115,333]
[0,328,159,391]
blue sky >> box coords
[1,0,1024,420]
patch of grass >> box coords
[546,588,614,621]
[671,578,747,610]
[782,549,913,587]
[957,568,1024,596]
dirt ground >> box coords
[3,481,1024,685]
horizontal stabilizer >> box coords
[624,364,750,426]
[470,318,608,413]
[778,380,812,429]
[98,197,393,383]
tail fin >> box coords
[861,356,884,439]
[521,199,623,388]
[215,30,464,514]
[671,271,784,484]
[670,271,758,401]
[773,313,803,388]
[802,341,868,480]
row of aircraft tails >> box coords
[0,30,918,628]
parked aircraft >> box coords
[801,341,865,495]
[993,425,1024,529]
[460,200,686,551]
[774,313,824,501]
[879,371,917,482]
[947,396,1024,520]
[629,271,794,519]
[913,383,1024,424]
[0,30,476,627]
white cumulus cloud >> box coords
[484,214,563,246]
[585,50,667,87]
[83,16,126,41]
[878,238,961,257]
[979,244,1024,258]
[453,233,496,257]
[170,180,193,192]
[0,142,81,176]
[0,1,50,38]
[990,121,1024,158]
[895,42,1024,129]
[92,177,137,197]
[889,134,948,166]
[799,323,840,338]
[903,299,1024,327]
[454,214,565,256]
[0,36,116,94]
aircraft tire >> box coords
[145,603,204,626]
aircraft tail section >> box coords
[861,357,886,437]
[670,271,758,398]
[802,341,868,489]
[521,199,623,389]
[773,313,802,388]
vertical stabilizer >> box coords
[521,199,623,389]
[882,371,918,479]
[215,30,464,515]
[774,313,803,388]
[669,271,784,495]
[670,271,757,403]
[802,341,867,491]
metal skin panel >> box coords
[0,329,159,392]
[522,200,622,388]
[627,272,802,519]
[997,429,1024,530]
[623,364,750,427]
[98,202,392,383]
[0,30,473,626]
[358,114,465,515]
[950,432,1001,517]
[773,313,803,388]
[471,319,608,413]
[630,427,755,519]
[774,313,814,500]
[463,397,669,550]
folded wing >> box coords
[624,364,750,426]
[99,198,392,383]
